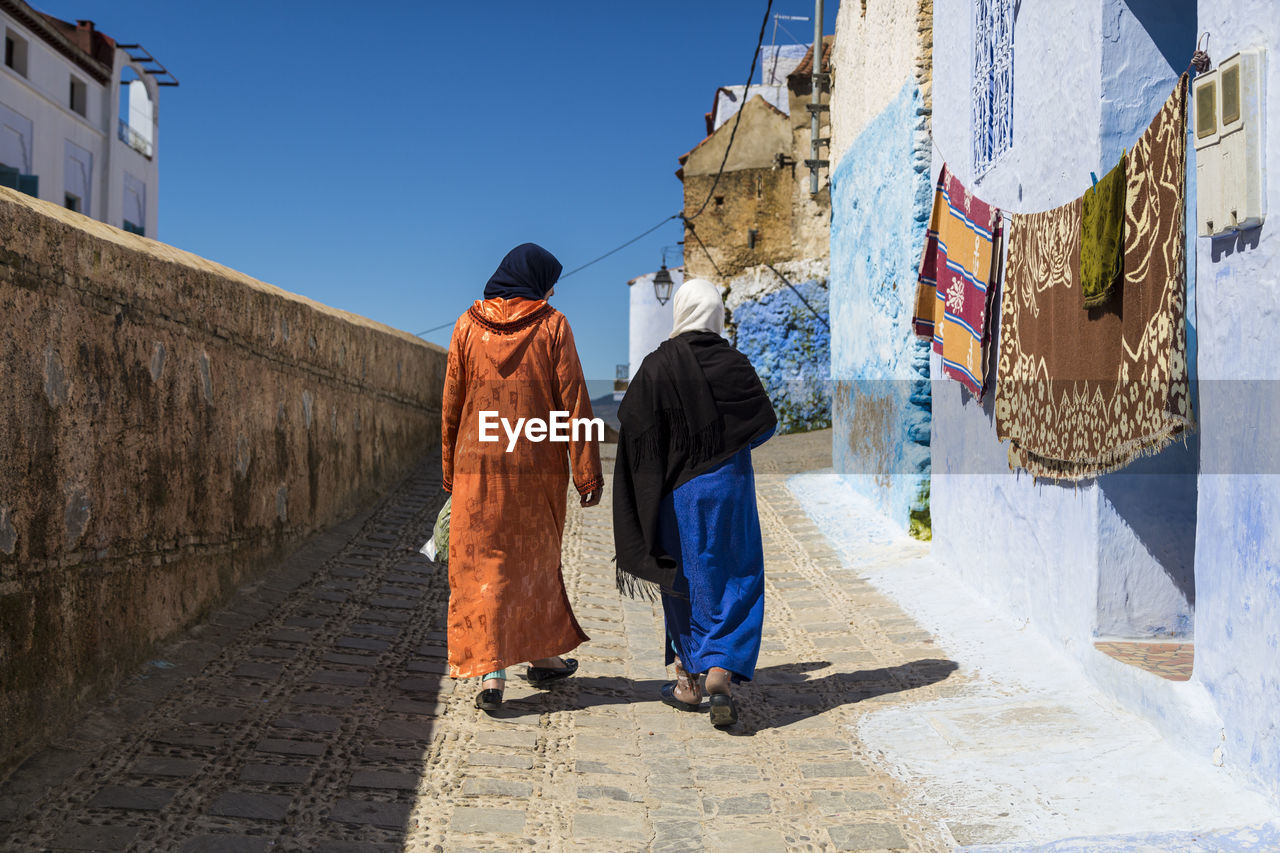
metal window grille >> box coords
[972,0,1014,176]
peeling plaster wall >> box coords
[829,0,933,168]
[828,1,933,530]
[1193,0,1280,806]
[829,80,932,527]
[678,47,832,433]
[0,188,446,773]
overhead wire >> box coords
[414,213,683,338]
[685,0,776,223]
[416,0,776,339]
[684,222,723,278]
[559,213,682,281]
[764,262,829,329]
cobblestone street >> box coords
[0,431,973,852]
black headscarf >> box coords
[612,331,777,598]
[484,243,563,301]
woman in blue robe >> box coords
[613,279,776,728]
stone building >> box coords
[0,0,174,236]
[678,38,833,281]
[671,39,834,433]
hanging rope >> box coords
[1188,32,1211,75]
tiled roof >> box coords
[788,35,834,77]
[37,11,116,68]
[0,0,114,82]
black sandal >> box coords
[708,693,738,728]
[526,658,578,685]
[660,682,703,712]
[474,688,503,713]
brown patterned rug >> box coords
[995,75,1193,480]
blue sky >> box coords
[36,1,837,382]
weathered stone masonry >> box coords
[0,187,446,774]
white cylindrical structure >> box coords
[628,266,685,380]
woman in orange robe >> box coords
[441,243,603,713]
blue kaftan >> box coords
[658,427,773,681]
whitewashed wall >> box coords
[0,12,160,236]
[927,0,1268,785]
[1192,0,1280,807]
[627,266,683,381]
[829,1,929,167]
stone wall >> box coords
[682,167,798,281]
[0,188,446,774]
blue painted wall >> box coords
[1193,0,1280,806]
[829,80,932,530]
[732,280,832,433]
[926,0,1280,806]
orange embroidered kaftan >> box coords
[441,297,602,679]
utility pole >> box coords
[806,0,829,195]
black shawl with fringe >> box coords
[612,331,776,597]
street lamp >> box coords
[653,263,674,306]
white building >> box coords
[0,0,175,237]
[627,265,684,381]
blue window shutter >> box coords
[17,173,37,197]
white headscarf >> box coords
[668,278,724,338]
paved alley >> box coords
[0,432,970,852]
[2,430,1277,853]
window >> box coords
[118,69,154,157]
[4,29,27,77]
[0,164,38,197]
[1,103,34,196]
[69,77,87,117]
[123,172,146,236]
[65,140,92,216]
[972,0,1014,176]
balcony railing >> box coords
[118,121,153,159]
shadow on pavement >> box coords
[731,658,960,735]
[485,658,958,734]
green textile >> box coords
[1081,152,1126,308]
[432,496,451,562]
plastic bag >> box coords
[420,496,450,563]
